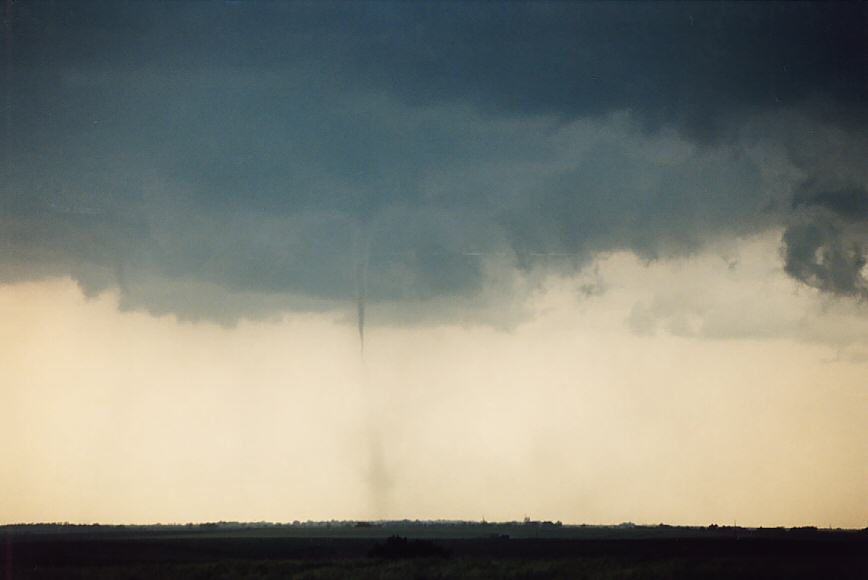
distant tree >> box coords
[368,535,449,559]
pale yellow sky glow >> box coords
[2,233,866,527]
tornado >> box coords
[354,226,370,354]
[352,223,392,517]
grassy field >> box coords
[4,524,866,579]
[12,555,868,580]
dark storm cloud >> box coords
[793,186,868,221]
[1,1,866,322]
[9,2,865,134]
[782,213,868,299]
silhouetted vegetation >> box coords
[368,535,449,559]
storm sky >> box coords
[1,1,867,526]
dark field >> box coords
[3,523,867,579]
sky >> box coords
[1,1,867,527]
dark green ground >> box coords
[14,556,868,580]
[11,556,868,580]
[4,524,866,579]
